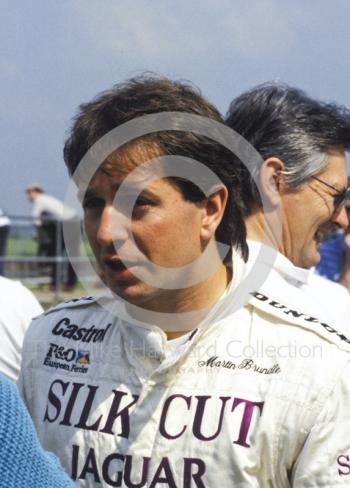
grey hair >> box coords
[226,82,350,215]
[277,150,328,188]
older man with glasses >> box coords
[226,82,350,334]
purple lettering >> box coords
[183,458,206,487]
[100,390,138,438]
[75,385,102,431]
[71,444,79,480]
[193,396,230,441]
[124,455,150,487]
[159,395,191,440]
[338,454,350,476]
[78,447,100,482]
[60,382,84,426]
[231,398,264,447]
[102,453,125,487]
[43,379,69,423]
[149,457,177,488]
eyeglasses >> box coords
[311,175,350,210]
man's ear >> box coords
[259,157,285,207]
[200,185,228,241]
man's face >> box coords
[82,149,211,309]
[26,190,37,202]
[279,149,349,268]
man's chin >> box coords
[300,247,321,269]
[108,281,157,307]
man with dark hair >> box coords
[19,77,350,487]
[63,77,247,258]
[226,81,350,332]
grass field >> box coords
[4,236,100,308]
[7,237,93,257]
[7,237,37,256]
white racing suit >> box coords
[19,271,350,487]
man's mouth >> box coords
[104,258,136,273]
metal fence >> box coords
[0,215,94,300]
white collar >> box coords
[247,239,313,286]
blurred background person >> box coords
[25,183,79,291]
[316,228,346,282]
[0,208,10,276]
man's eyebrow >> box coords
[138,187,159,198]
[77,184,159,203]
[78,188,100,202]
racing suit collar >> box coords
[247,239,312,286]
[104,248,248,374]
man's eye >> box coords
[82,197,104,210]
[135,197,152,207]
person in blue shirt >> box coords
[0,373,73,487]
[316,230,346,282]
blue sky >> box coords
[1,0,350,216]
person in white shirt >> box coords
[0,208,10,276]
[26,184,78,290]
[19,77,350,487]
[226,81,350,336]
[0,276,43,381]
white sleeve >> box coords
[31,199,43,225]
[18,283,43,323]
[292,361,350,486]
[0,282,43,382]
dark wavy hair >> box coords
[64,75,248,260]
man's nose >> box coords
[332,205,350,231]
[96,206,130,245]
